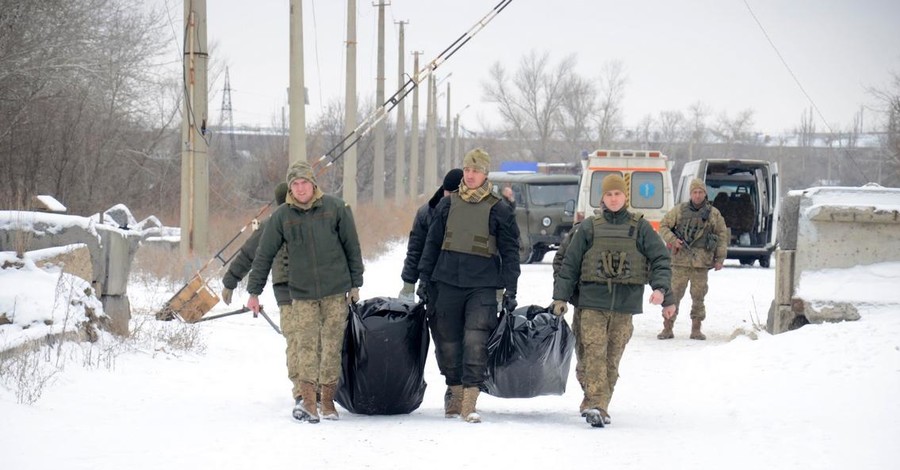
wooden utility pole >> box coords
[343,0,358,208]
[408,51,422,199]
[289,0,307,165]
[444,81,452,175]
[180,0,209,258]
[394,20,408,202]
[373,1,389,204]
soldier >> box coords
[221,183,316,398]
[552,174,675,427]
[246,160,364,424]
[418,148,520,423]
[657,178,729,340]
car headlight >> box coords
[542,216,552,227]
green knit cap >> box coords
[286,160,317,187]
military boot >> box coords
[320,383,339,420]
[461,387,481,423]
[294,381,320,423]
[582,408,611,428]
[445,385,463,418]
[657,317,675,340]
[690,318,707,340]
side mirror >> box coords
[564,199,575,217]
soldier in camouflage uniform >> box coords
[247,160,364,424]
[552,174,675,427]
[658,178,729,340]
[220,182,315,396]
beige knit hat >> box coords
[286,160,317,187]
[601,174,626,194]
[463,148,491,174]
[689,178,706,194]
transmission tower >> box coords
[220,67,236,156]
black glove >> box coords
[416,280,428,304]
[502,292,517,312]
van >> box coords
[489,171,580,263]
[575,149,675,231]
[676,159,780,267]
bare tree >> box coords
[795,107,816,147]
[555,74,597,159]
[594,60,627,148]
[657,110,686,157]
[711,109,755,155]
[869,70,900,187]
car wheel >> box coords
[759,256,771,268]
[519,244,534,264]
[739,257,755,266]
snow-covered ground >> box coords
[2,241,899,470]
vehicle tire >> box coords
[530,247,548,263]
[519,244,534,264]
[739,257,755,266]
[759,256,771,268]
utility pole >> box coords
[373,0,389,204]
[444,81,452,174]
[289,0,307,165]
[394,20,408,202]
[180,0,209,258]
[424,72,437,193]
[343,0,358,208]
[408,51,422,199]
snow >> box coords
[797,261,900,304]
[2,241,899,469]
[0,210,100,241]
[35,195,67,213]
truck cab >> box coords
[489,171,579,263]
[676,159,780,267]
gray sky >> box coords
[162,0,900,138]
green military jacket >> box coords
[247,192,364,301]
[222,215,291,305]
[659,201,729,268]
[553,208,673,314]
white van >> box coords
[676,159,780,267]
[575,149,675,231]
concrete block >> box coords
[100,295,131,337]
[777,194,801,250]
[774,250,795,306]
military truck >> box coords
[676,159,780,267]
[489,171,579,264]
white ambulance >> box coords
[575,149,675,232]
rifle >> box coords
[670,226,694,255]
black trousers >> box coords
[431,282,498,387]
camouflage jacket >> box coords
[247,192,364,300]
[659,201,729,268]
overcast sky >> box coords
[159,0,899,137]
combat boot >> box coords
[582,408,611,428]
[293,381,320,423]
[690,318,707,340]
[657,317,675,340]
[445,385,463,418]
[461,387,481,423]
[320,383,339,420]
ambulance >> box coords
[574,149,675,231]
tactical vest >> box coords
[580,212,649,286]
[441,193,499,257]
[678,202,712,248]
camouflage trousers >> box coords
[280,293,347,399]
[573,308,634,411]
[671,266,709,321]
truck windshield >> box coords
[528,183,579,207]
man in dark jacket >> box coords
[418,148,520,424]
[399,168,464,302]
[552,174,676,428]
[247,160,364,424]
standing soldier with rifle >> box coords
[246,160,364,423]
[657,178,729,340]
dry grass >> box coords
[354,199,421,261]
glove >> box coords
[416,280,428,303]
[348,287,360,305]
[502,292,517,312]
[399,282,415,302]
[550,300,568,316]
[221,288,233,305]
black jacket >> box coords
[222,216,291,306]
[400,188,443,284]
[417,193,521,294]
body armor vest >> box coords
[677,202,712,248]
[580,212,649,286]
[441,193,499,257]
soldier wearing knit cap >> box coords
[418,147,521,423]
[552,173,674,427]
[246,159,364,424]
[658,177,729,341]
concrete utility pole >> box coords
[424,73,437,192]
[289,0,307,165]
[342,0,358,208]
[408,51,422,199]
[180,0,209,258]
[393,20,408,202]
[373,1,389,204]
[444,81,452,175]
